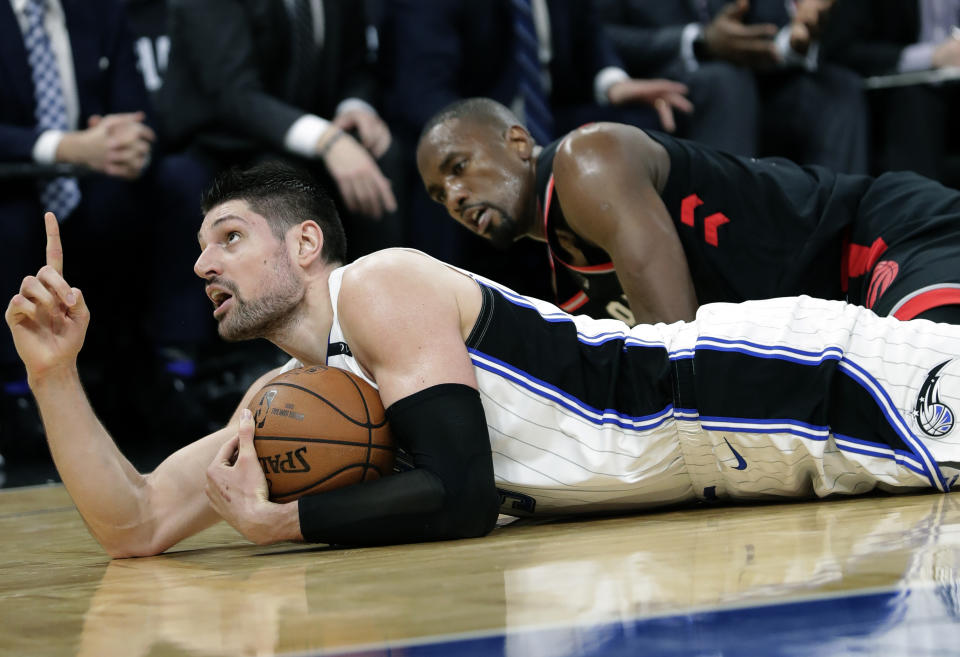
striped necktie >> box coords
[511,0,553,145]
[22,0,81,220]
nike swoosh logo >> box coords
[724,438,747,470]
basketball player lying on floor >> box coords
[8,161,960,558]
[417,98,960,327]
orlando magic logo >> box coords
[915,360,955,438]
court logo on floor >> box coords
[915,360,955,438]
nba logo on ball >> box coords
[248,366,396,502]
[252,389,278,429]
[915,360,957,438]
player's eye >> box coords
[452,159,467,175]
[226,231,242,244]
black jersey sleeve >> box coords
[297,383,500,546]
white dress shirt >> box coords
[898,0,960,72]
[281,0,381,158]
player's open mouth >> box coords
[473,207,493,235]
[207,288,234,317]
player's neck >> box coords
[268,264,338,367]
[524,146,547,242]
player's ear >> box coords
[506,124,534,160]
[296,220,324,265]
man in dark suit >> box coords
[378,0,691,296]
[0,0,211,467]
[382,0,691,138]
[824,0,960,188]
[158,0,401,260]
[597,0,868,173]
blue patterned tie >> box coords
[22,0,81,220]
[511,0,553,145]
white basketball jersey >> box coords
[290,256,960,517]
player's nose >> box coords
[193,245,221,279]
[444,182,469,220]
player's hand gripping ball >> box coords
[247,366,395,502]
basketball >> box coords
[247,365,395,503]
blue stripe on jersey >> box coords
[693,337,944,491]
[582,332,636,346]
[469,349,675,431]
[837,360,947,491]
[696,336,844,365]
[477,280,571,322]
[625,336,667,348]
[476,281,668,349]
[470,280,945,489]
[834,433,927,476]
[699,416,830,440]
[468,282,675,427]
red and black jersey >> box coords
[536,130,960,322]
[537,138,636,322]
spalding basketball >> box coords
[247,365,395,503]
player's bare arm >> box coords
[270,249,499,547]
[4,213,281,557]
[337,249,481,405]
[201,248,497,549]
[553,124,699,324]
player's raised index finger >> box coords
[44,212,63,275]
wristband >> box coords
[318,129,347,158]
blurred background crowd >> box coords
[2,0,959,485]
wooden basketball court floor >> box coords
[4,486,960,656]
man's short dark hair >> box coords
[201,160,347,265]
[418,97,523,150]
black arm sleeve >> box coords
[297,383,501,546]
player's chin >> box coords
[488,230,516,251]
[216,320,248,343]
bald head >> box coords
[415,98,541,250]
[418,98,525,152]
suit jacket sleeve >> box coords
[552,0,626,105]
[385,0,465,129]
[330,0,377,108]
[0,0,152,161]
[93,0,153,119]
[0,125,42,162]
[166,0,306,151]
[821,0,907,76]
[595,0,686,76]
[581,0,625,72]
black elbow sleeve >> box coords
[390,383,501,537]
[298,383,500,545]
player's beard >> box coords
[216,247,305,342]
[485,204,520,251]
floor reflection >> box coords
[77,559,310,657]
[71,493,960,657]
